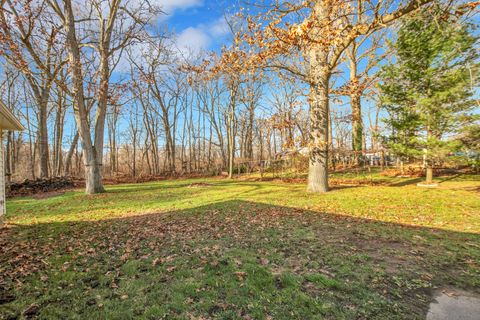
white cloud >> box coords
[176,26,211,55]
[156,0,203,15]
[112,40,151,73]
[173,16,231,55]
[209,17,229,37]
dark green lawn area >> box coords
[1,173,479,319]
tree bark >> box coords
[64,132,79,176]
[307,47,330,192]
[63,0,104,194]
[5,131,12,186]
[426,166,433,184]
[307,78,330,193]
[227,95,236,179]
[245,103,255,160]
[37,95,49,178]
[53,92,66,176]
[351,92,363,165]
[306,2,332,193]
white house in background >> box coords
[0,101,23,221]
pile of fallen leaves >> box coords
[7,177,76,197]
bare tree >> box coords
[47,0,158,193]
[0,0,69,178]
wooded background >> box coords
[1,0,478,193]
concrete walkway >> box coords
[427,289,480,320]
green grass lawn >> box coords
[1,173,479,319]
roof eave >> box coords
[0,102,24,131]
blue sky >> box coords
[156,0,234,54]
[61,0,239,147]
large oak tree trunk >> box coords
[307,41,330,193]
[307,2,331,193]
[307,78,330,193]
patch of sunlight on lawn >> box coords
[6,175,480,233]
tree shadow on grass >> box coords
[0,200,479,319]
[105,179,278,195]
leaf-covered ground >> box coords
[1,173,479,319]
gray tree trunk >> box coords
[64,0,105,194]
[64,132,79,176]
[306,2,332,193]
[351,92,363,164]
[307,81,330,193]
[37,96,49,178]
[307,47,330,192]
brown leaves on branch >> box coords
[189,0,478,95]
[333,77,371,97]
[454,1,480,16]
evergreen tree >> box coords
[379,6,478,183]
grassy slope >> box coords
[1,173,479,319]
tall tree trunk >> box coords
[11,132,18,175]
[347,39,364,166]
[110,137,116,175]
[306,1,334,193]
[37,94,49,178]
[207,121,213,170]
[5,131,12,186]
[351,92,363,165]
[227,88,236,178]
[132,132,137,178]
[307,50,330,193]
[188,109,194,173]
[165,130,175,173]
[246,104,254,160]
[64,0,104,194]
[108,111,118,176]
[54,93,65,176]
[64,132,79,176]
[25,101,36,179]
